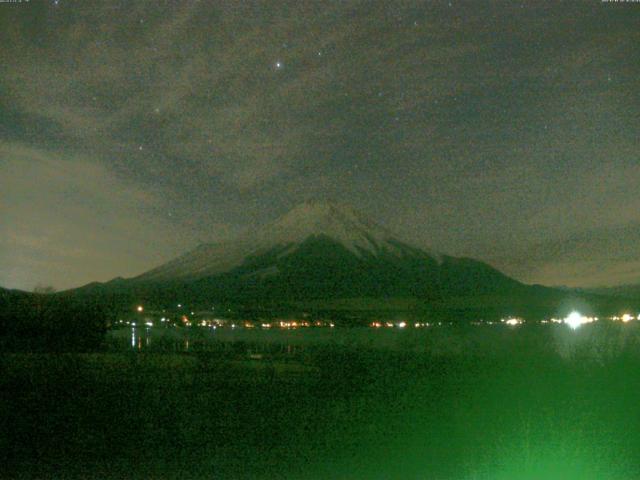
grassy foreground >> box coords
[2,324,640,479]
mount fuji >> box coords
[136,201,444,283]
[68,201,548,318]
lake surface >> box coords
[4,322,640,479]
[108,321,640,361]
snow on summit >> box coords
[137,201,440,281]
[255,201,399,256]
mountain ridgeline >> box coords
[158,235,524,302]
[65,202,638,320]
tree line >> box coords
[0,288,110,352]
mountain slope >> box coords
[135,201,442,282]
[70,201,533,315]
[59,200,640,320]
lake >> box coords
[3,321,640,479]
[107,321,640,361]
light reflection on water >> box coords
[116,326,320,355]
[129,327,149,350]
[108,322,640,361]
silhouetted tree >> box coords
[0,291,110,352]
[33,285,56,294]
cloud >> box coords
[1,1,639,288]
[0,1,501,194]
[0,142,221,290]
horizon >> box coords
[2,199,633,294]
[3,198,639,292]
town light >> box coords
[564,311,590,330]
[504,318,522,326]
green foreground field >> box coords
[3,325,640,479]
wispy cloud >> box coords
[0,142,232,289]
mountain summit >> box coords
[256,201,409,256]
[126,201,523,306]
[137,201,439,282]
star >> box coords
[275,61,283,70]
[138,145,143,151]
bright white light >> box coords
[398,322,406,328]
[622,314,634,323]
[145,321,153,327]
[503,317,523,326]
[136,305,143,312]
[565,311,585,330]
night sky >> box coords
[1,0,639,291]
